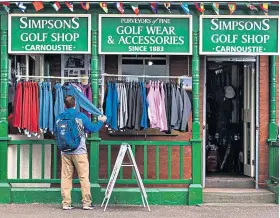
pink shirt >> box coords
[147,81,157,128]
[159,83,168,131]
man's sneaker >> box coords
[63,205,74,210]
[83,204,94,210]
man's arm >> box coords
[80,113,106,133]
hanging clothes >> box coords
[174,85,183,130]
[105,82,113,127]
[62,83,102,116]
[102,79,192,133]
[12,82,23,128]
[180,85,192,132]
[76,83,93,119]
[134,82,143,130]
[104,81,119,130]
[147,81,157,128]
[159,82,168,132]
[48,82,54,133]
[164,83,172,133]
[111,82,119,130]
[170,84,178,128]
[118,83,128,130]
[12,81,40,135]
[54,83,65,119]
[21,82,29,130]
[38,82,44,130]
[127,82,137,129]
[140,82,148,130]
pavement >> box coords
[0,203,278,218]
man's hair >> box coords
[64,95,76,108]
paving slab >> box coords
[0,203,278,218]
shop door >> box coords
[243,63,256,177]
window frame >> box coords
[118,55,170,77]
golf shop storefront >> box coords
[0,2,278,205]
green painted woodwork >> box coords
[99,179,192,185]
[267,55,279,204]
[99,15,192,55]
[0,183,11,204]
[268,142,279,184]
[188,184,203,205]
[189,26,202,205]
[9,14,91,54]
[0,14,11,204]
[100,140,191,146]
[200,16,279,55]
[10,188,189,205]
[268,56,278,141]
[7,139,190,186]
[8,179,80,184]
[89,13,102,204]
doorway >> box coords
[203,56,258,183]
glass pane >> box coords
[63,54,85,68]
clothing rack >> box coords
[101,73,190,79]
[100,73,192,112]
[16,75,89,81]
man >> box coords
[56,95,106,210]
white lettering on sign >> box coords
[24,44,73,51]
[118,36,184,45]
[210,18,270,31]
[216,46,263,52]
[19,17,80,29]
[207,18,275,53]
[146,26,175,35]
[51,33,79,42]
[20,33,48,42]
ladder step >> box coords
[121,164,134,167]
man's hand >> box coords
[98,115,107,123]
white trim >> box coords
[8,14,91,54]
[99,14,192,55]
[199,15,279,56]
[16,75,89,80]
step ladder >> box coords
[101,143,150,212]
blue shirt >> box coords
[55,107,104,155]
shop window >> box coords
[120,55,169,80]
[61,54,91,84]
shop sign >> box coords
[200,16,279,55]
[8,14,91,54]
[99,15,192,55]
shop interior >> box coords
[205,57,256,177]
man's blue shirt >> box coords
[55,107,103,155]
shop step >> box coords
[203,188,276,204]
[205,177,255,188]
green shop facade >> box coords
[0,2,279,205]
